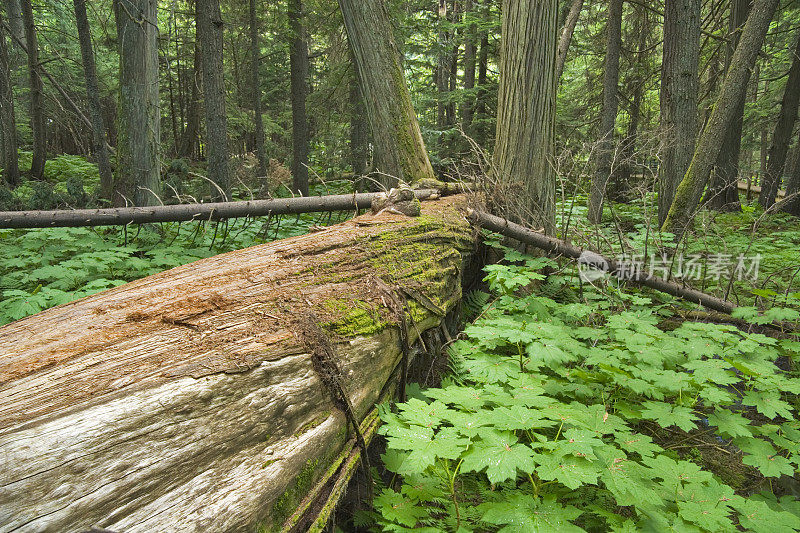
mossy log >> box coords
[0,197,474,532]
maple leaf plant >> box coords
[371,247,800,532]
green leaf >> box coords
[614,432,663,458]
[480,493,585,533]
[558,428,604,459]
[648,454,713,488]
[640,401,697,432]
[397,398,453,428]
[730,496,800,533]
[491,405,553,431]
[461,429,536,483]
[535,453,600,489]
[374,489,429,527]
[706,409,753,438]
[742,391,794,420]
[734,438,796,478]
[678,499,734,531]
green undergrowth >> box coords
[368,244,800,532]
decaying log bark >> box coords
[0,197,474,532]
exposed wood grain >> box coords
[0,196,474,532]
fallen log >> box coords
[737,179,785,199]
[468,209,736,314]
[0,196,474,532]
[0,190,438,229]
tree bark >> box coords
[760,31,800,209]
[289,0,309,196]
[178,38,202,160]
[783,129,800,215]
[2,0,22,70]
[0,9,20,187]
[610,7,647,203]
[113,0,161,207]
[493,0,557,232]
[249,0,266,177]
[658,0,700,226]
[73,0,113,202]
[461,0,477,127]
[705,0,750,212]
[587,0,623,224]
[436,0,451,130]
[555,0,583,83]
[197,0,230,200]
[661,0,779,235]
[0,198,473,532]
[349,65,369,190]
[338,0,435,187]
[20,0,44,180]
[474,22,489,145]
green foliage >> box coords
[372,250,800,532]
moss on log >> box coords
[0,196,474,532]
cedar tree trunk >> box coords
[658,0,700,226]
[338,0,435,187]
[587,0,623,224]
[74,0,113,202]
[114,0,161,206]
[493,0,558,232]
[197,0,230,199]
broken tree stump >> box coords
[0,196,474,532]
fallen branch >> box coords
[467,209,736,314]
[0,190,437,229]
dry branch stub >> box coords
[0,196,474,532]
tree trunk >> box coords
[338,0,435,187]
[447,1,459,128]
[178,39,202,160]
[349,66,369,190]
[197,0,230,199]
[608,3,648,203]
[249,0,266,177]
[289,0,309,196]
[2,0,23,69]
[661,0,779,235]
[555,0,583,83]
[760,31,800,209]
[73,0,113,202]
[658,0,700,226]
[0,8,20,187]
[114,0,160,207]
[461,0,477,127]
[706,0,750,212]
[436,0,451,130]
[474,24,489,145]
[20,0,44,180]
[0,198,473,532]
[783,128,800,215]
[587,0,623,224]
[493,0,557,232]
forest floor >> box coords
[2,163,800,530]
